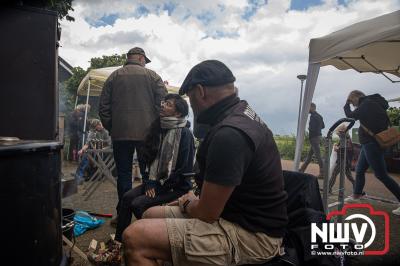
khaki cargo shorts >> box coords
[164,206,283,266]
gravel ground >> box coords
[62,161,121,266]
[61,160,400,266]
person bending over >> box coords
[75,119,110,184]
[115,94,195,242]
[344,90,400,215]
[122,60,288,266]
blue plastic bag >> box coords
[73,211,104,237]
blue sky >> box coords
[291,0,325,10]
[60,0,400,135]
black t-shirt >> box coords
[203,126,288,237]
[204,127,252,186]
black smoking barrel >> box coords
[0,140,65,266]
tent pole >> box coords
[82,79,91,148]
[294,63,320,171]
[296,76,306,141]
[74,95,78,109]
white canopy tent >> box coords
[388,96,400,102]
[76,66,180,97]
[76,66,180,145]
[294,10,400,171]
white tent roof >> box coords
[294,10,400,172]
[388,96,400,102]
[77,66,179,96]
[309,10,400,77]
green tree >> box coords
[62,66,86,113]
[20,0,75,21]
[387,107,400,126]
[89,54,127,70]
[61,54,127,113]
[46,0,75,21]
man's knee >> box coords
[142,206,162,219]
[123,220,145,250]
[142,206,165,219]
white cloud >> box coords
[59,0,400,134]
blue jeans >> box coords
[113,140,146,214]
[75,154,89,179]
[354,142,400,201]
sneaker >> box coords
[74,174,84,185]
[345,195,365,203]
[392,206,400,216]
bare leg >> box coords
[142,206,167,219]
[123,218,172,266]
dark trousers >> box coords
[354,142,400,201]
[113,140,146,214]
[115,184,186,241]
[328,162,355,193]
[300,136,324,174]
[68,136,79,161]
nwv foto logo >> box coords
[311,204,390,256]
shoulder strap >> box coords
[360,123,375,137]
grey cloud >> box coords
[81,31,149,50]
[213,45,307,68]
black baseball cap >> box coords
[179,60,236,95]
[127,47,151,63]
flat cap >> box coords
[127,47,151,63]
[179,60,236,95]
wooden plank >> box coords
[89,239,98,252]
[62,235,88,261]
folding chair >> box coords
[322,118,356,220]
[82,148,117,201]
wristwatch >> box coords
[182,199,191,213]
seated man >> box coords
[122,60,288,265]
[115,94,195,242]
[75,119,111,184]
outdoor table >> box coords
[82,148,116,201]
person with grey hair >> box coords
[344,90,400,215]
[76,103,91,112]
[99,47,167,226]
[299,102,325,178]
[74,119,110,184]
